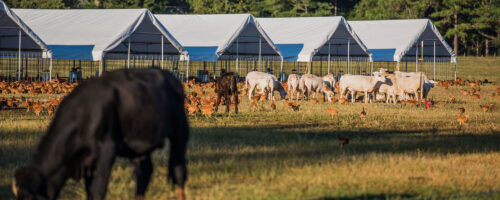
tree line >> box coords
[5,0,499,56]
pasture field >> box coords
[1,56,499,199]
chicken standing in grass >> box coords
[360,107,366,120]
[458,107,465,115]
[326,107,339,118]
[338,136,349,148]
[270,100,276,111]
[457,115,469,124]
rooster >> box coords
[283,100,293,109]
[47,105,55,115]
[201,105,216,116]
[251,101,258,112]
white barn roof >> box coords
[13,8,185,60]
[349,19,457,63]
[257,16,371,62]
[0,0,50,54]
[155,14,282,61]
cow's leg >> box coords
[84,141,116,200]
[131,156,153,200]
[214,93,222,112]
[225,92,230,113]
[233,94,239,114]
[364,91,369,103]
[248,85,255,100]
[351,91,355,103]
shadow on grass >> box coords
[316,193,415,200]
[0,184,14,200]
[185,125,500,164]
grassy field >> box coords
[1,56,499,199]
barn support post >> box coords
[421,40,424,62]
[415,42,418,72]
[258,36,262,71]
[347,39,350,74]
[454,61,457,80]
[161,36,164,70]
[236,38,239,76]
[328,40,331,74]
[127,38,131,69]
[320,56,323,76]
[370,61,373,75]
[18,29,21,81]
[49,57,53,80]
[433,40,436,80]
[186,59,190,83]
[280,57,283,75]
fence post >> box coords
[433,40,436,80]
[347,39,350,74]
[18,29,22,81]
[415,42,418,72]
[161,36,164,70]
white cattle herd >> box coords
[245,68,437,104]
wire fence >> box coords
[0,51,457,82]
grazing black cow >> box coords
[214,72,238,113]
[13,69,189,200]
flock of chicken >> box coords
[181,76,498,126]
[0,75,497,125]
[0,80,77,115]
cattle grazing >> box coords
[13,69,189,200]
[300,74,335,102]
[287,74,301,100]
[246,71,287,101]
[339,74,386,103]
[215,72,239,113]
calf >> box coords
[13,69,189,200]
[215,72,238,113]
[287,74,301,100]
[299,74,335,102]
[339,74,386,103]
[246,71,287,101]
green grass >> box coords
[1,56,500,199]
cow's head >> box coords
[13,166,48,200]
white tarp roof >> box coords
[257,16,371,62]
[155,14,282,61]
[349,19,457,63]
[13,8,185,60]
[0,0,50,55]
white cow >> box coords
[339,74,386,103]
[287,74,301,100]
[322,74,336,91]
[246,71,287,100]
[299,74,335,102]
[394,71,436,101]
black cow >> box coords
[214,72,238,113]
[13,69,189,200]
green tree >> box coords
[471,0,500,56]
[5,0,66,8]
[431,0,475,55]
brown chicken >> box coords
[326,107,339,117]
[479,105,489,112]
[283,100,293,109]
[187,104,201,115]
[47,105,55,115]
[338,136,349,148]
[311,98,319,104]
[473,94,481,99]
[360,107,366,120]
[270,100,276,111]
[338,97,348,105]
[259,93,268,101]
[251,101,258,112]
[201,105,216,116]
[330,97,338,104]
[32,104,44,116]
[448,93,456,101]
[458,107,465,115]
[457,115,469,124]
[251,95,260,102]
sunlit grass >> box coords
[0,56,499,199]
